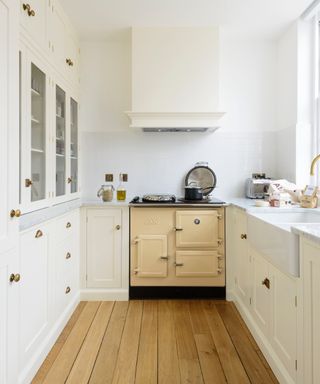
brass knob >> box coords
[66,58,73,66]
[65,286,71,294]
[116,225,121,230]
[66,222,71,228]
[240,234,247,240]
[66,252,71,259]
[22,3,35,16]
[67,177,72,184]
[262,278,270,289]
[10,209,21,218]
[25,178,33,187]
[9,273,21,283]
[35,229,43,238]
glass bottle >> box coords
[117,173,127,201]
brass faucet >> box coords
[310,154,320,175]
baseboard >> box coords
[19,293,80,384]
[80,289,129,301]
[233,295,295,384]
[129,286,226,299]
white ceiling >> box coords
[60,0,313,41]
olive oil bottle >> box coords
[117,173,128,201]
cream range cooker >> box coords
[129,194,226,299]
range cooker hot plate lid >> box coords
[142,194,176,202]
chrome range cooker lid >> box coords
[142,194,176,202]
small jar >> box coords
[97,185,114,202]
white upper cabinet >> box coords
[19,0,47,51]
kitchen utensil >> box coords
[185,162,217,197]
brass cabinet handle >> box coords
[67,177,72,184]
[116,225,121,230]
[218,238,223,245]
[22,3,35,16]
[65,286,71,294]
[174,227,183,231]
[25,178,33,187]
[262,278,270,289]
[66,252,71,259]
[175,262,184,267]
[66,58,74,67]
[240,234,247,240]
[66,222,71,228]
[9,273,21,283]
[160,256,169,260]
[10,209,21,218]
[35,229,43,238]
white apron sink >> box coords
[247,210,320,277]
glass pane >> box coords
[70,98,78,193]
[56,85,66,197]
[31,63,46,202]
[19,52,22,204]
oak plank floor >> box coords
[33,300,279,384]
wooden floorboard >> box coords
[34,300,279,384]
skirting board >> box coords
[230,291,295,384]
[19,293,80,384]
[80,289,129,301]
[129,286,226,299]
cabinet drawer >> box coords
[54,211,76,241]
[175,250,222,277]
[175,210,221,248]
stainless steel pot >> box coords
[184,184,203,200]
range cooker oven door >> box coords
[175,210,220,248]
[175,250,222,277]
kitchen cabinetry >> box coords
[0,1,20,383]
[19,225,51,379]
[130,207,225,287]
[232,208,251,307]
[300,238,320,384]
[81,207,129,300]
[19,44,80,212]
[18,209,80,384]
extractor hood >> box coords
[125,27,225,132]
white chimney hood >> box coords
[125,27,225,132]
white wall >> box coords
[80,30,278,200]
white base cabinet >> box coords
[228,206,298,384]
[300,238,320,384]
[81,207,129,300]
[18,209,80,384]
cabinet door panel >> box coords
[175,250,221,277]
[135,235,168,278]
[49,1,67,73]
[176,210,219,248]
[86,209,122,288]
[251,250,270,336]
[270,265,297,380]
[19,227,50,369]
[19,0,47,49]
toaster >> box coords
[245,174,272,199]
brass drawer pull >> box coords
[241,234,247,240]
[160,256,169,260]
[35,229,43,238]
[116,225,121,230]
[65,286,71,294]
[9,273,21,283]
[174,227,183,231]
[175,262,184,267]
[10,209,21,218]
[262,278,270,289]
[66,222,71,228]
[66,58,74,67]
[66,252,71,259]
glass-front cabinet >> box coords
[19,45,80,213]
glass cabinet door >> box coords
[55,85,66,197]
[30,63,46,202]
[70,98,78,194]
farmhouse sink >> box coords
[247,210,320,277]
